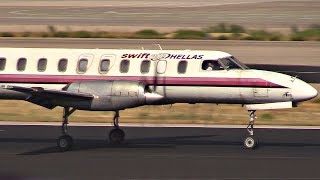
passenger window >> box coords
[58,58,68,72]
[202,60,223,71]
[78,58,88,73]
[99,59,110,73]
[17,58,27,71]
[37,58,47,72]
[177,61,187,74]
[0,58,6,71]
[140,60,151,74]
[120,59,130,73]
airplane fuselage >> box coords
[0,48,317,110]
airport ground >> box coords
[0,0,317,33]
[1,125,320,179]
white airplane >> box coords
[0,47,317,151]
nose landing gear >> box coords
[244,110,258,149]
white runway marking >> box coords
[142,154,309,160]
[1,121,320,130]
[103,11,172,15]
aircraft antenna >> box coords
[291,75,298,82]
[154,44,162,50]
[141,47,144,50]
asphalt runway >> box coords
[0,0,318,31]
[1,125,320,179]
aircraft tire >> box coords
[109,128,125,144]
[57,135,73,152]
[244,136,258,149]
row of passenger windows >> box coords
[0,57,111,73]
[0,58,188,74]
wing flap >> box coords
[7,86,94,100]
[5,85,94,109]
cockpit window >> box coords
[202,56,249,71]
[229,56,249,69]
[219,56,249,70]
[219,58,242,70]
[202,60,224,71]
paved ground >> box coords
[0,125,320,179]
[0,0,318,32]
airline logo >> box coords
[121,53,204,60]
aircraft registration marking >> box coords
[121,53,204,60]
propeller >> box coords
[140,44,168,99]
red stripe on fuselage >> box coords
[0,74,285,88]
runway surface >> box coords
[0,125,320,179]
[0,0,318,31]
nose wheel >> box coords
[244,110,258,149]
[244,135,258,149]
[109,111,125,144]
[57,134,73,152]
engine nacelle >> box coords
[60,80,160,111]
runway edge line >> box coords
[1,121,320,130]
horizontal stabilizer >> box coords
[246,101,293,110]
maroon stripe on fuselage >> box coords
[0,74,286,88]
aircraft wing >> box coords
[5,86,94,109]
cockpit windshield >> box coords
[219,56,249,70]
[201,56,249,71]
[228,56,249,69]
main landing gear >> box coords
[109,110,125,144]
[56,108,126,152]
[57,107,76,152]
[244,110,258,149]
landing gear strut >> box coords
[244,110,258,149]
[109,110,125,144]
[57,107,76,152]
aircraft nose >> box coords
[291,79,318,102]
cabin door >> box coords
[153,60,167,93]
[156,60,167,74]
